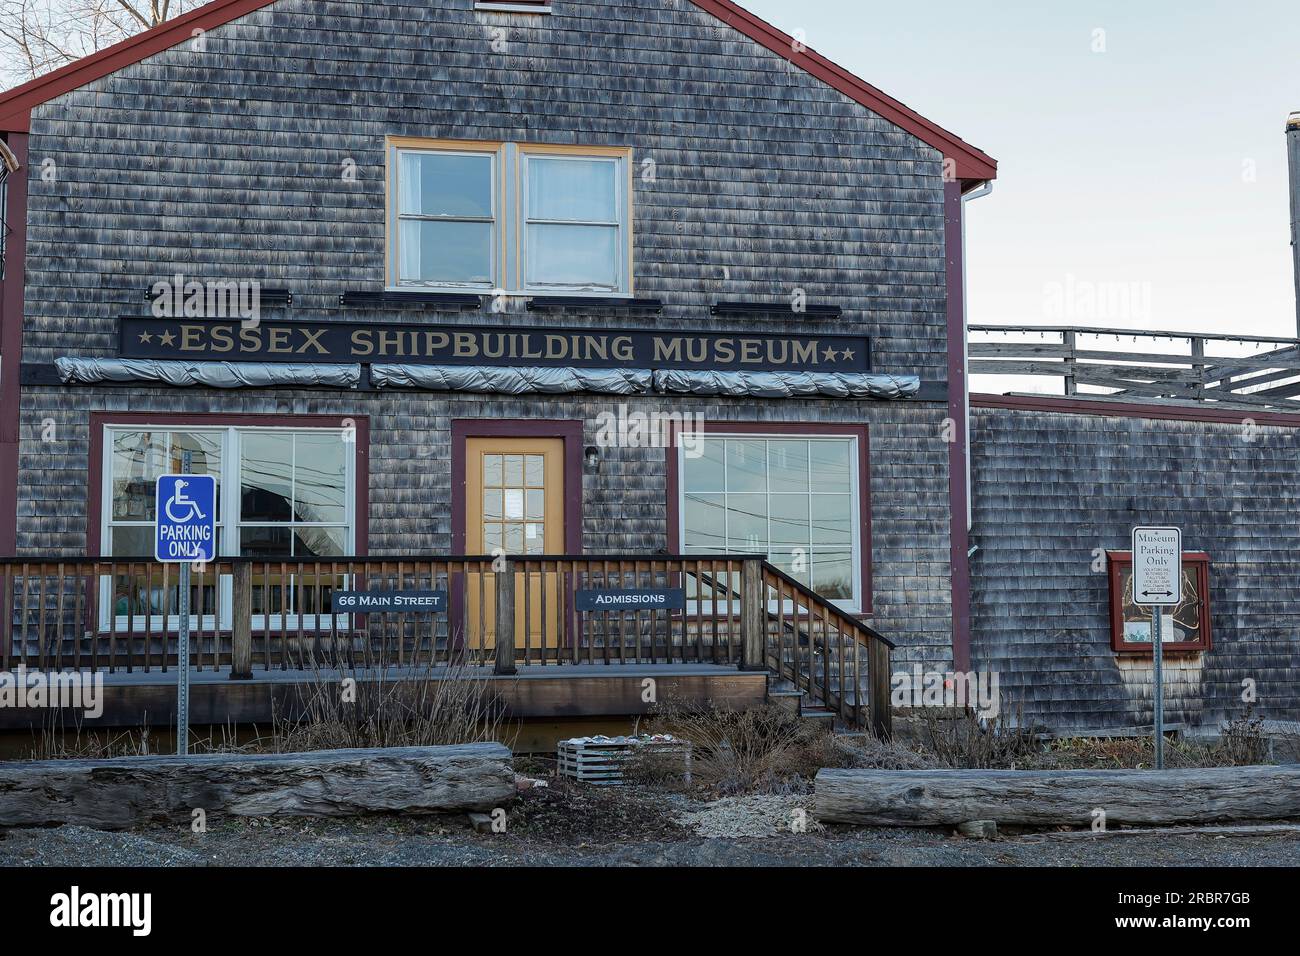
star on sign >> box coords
[158,331,176,346]
[137,331,153,344]
[841,348,855,362]
[822,347,839,362]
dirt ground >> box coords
[3,777,1299,867]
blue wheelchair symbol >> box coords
[155,474,217,563]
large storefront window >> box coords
[679,434,862,609]
[101,425,355,628]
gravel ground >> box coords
[3,779,1299,867]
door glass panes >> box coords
[681,437,857,603]
[482,452,546,555]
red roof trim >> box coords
[971,393,1300,428]
[0,0,279,132]
[0,0,997,180]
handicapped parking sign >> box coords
[155,474,217,563]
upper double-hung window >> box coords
[388,139,632,295]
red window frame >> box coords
[86,412,370,557]
[1107,550,1212,654]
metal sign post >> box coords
[1131,526,1182,770]
[155,458,216,757]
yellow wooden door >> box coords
[465,438,565,655]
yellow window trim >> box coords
[385,136,634,294]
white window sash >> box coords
[677,434,862,613]
[391,146,499,290]
[99,426,356,633]
[520,152,626,294]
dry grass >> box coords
[269,659,517,753]
[27,719,247,761]
[629,695,1281,796]
[632,700,833,796]
[915,699,1041,770]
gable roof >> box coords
[0,0,996,181]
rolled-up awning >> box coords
[653,369,920,399]
[371,364,653,395]
[54,357,921,400]
[55,357,361,389]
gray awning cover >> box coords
[55,358,921,400]
[56,358,361,388]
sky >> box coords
[742,0,1300,340]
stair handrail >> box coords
[759,561,896,650]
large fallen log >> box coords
[814,766,1300,827]
[0,743,515,831]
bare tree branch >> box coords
[0,0,199,89]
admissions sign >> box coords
[118,318,871,373]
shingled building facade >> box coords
[8,0,1290,736]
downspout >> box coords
[946,177,994,675]
[1287,112,1300,337]
[960,180,993,535]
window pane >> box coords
[525,223,618,288]
[293,433,346,524]
[240,525,292,557]
[400,220,492,284]
[241,433,293,522]
[768,440,809,493]
[525,489,545,520]
[295,526,346,558]
[169,432,223,516]
[812,551,854,601]
[483,455,503,487]
[483,490,503,519]
[525,523,544,553]
[811,495,853,544]
[399,151,492,218]
[769,494,810,549]
[683,439,724,493]
[524,455,544,487]
[109,525,153,557]
[725,440,767,493]
[504,456,524,487]
[528,158,617,222]
[810,441,853,493]
[727,493,767,552]
[683,493,725,551]
[771,547,811,586]
[504,524,524,553]
[111,431,166,520]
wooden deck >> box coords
[0,663,769,731]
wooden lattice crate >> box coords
[556,735,692,786]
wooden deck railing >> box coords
[970,324,1300,411]
[0,553,894,733]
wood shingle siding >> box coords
[970,406,1300,731]
[14,0,960,668]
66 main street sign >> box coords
[1132,527,1182,607]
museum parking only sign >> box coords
[1131,526,1182,607]
[154,474,217,563]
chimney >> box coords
[1289,112,1300,337]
